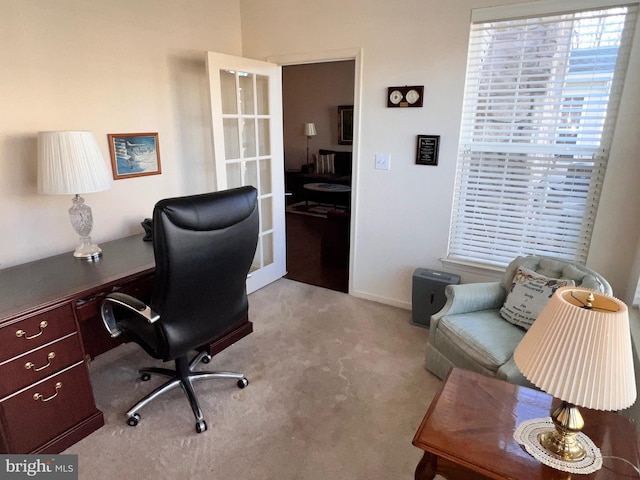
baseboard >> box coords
[350,289,411,310]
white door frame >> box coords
[267,48,363,295]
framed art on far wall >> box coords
[416,135,440,166]
[108,132,161,180]
[338,105,353,145]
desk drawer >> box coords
[0,304,76,363]
[74,273,154,359]
[74,273,154,323]
[0,362,97,454]
[0,334,83,398]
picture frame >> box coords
[338,105,353,145]
[108,132,161,180]
[416,135,440,166]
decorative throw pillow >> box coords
[314,154,335,174]
[325,154,335,174]
[500,266,575,330]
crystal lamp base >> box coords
[69,195,102,260]
[73,236,102,260]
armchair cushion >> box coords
[436,309,526,375]
[499,266,574,330]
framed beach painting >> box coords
[108,132,161,180]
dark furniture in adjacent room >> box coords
[287,149,352,204]
[100,186,259,433]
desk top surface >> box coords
[0,234,154,320]
[413,368,640,479]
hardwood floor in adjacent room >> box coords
[285,211,348,293]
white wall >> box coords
[0,0,242,268]
[240,0,640,306]
[2,0,639,309]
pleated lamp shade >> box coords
[514,287,636,411]
[304,123,317,137]
[38,131,112,194]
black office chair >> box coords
[100,186,259,433]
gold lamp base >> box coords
[539,401,587,462]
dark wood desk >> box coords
[0,234,252,454]
[413,368,640,480]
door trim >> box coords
[267,48,362,295]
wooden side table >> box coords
[412,368,640,479]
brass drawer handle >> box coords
[25,352,56,372]
[33,382,62,402]
[16,321,48,340]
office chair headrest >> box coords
[154,186,257,231]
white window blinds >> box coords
[448,4,637,268]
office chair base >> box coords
[125,351,247,433]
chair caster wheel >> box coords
[201,354,212,364]
[140,373,152,381]
[127,414,140,427]
[237,378,249,389]
[196,420,207,433]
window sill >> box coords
[439,257,505,281]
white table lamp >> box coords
[37,131,112,260]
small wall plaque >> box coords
[416,135,440,166]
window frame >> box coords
[447,2,637,268]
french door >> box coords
[206,52,286,293]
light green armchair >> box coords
[424,255,612,386]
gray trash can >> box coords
[411,268,460,328]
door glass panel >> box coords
[226,162,242,188]
[259,158,272,194]
[239,73,255,115]
[262,233,274,266]
[242,119,257,158]
[220,70,237,115]
[256,75,269,115]
[226,160,258,189]
[258,119,271,156]
[244,160,258,189]
[223,119,240,159]
[261,196,273,231]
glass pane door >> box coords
[207,52,285,293]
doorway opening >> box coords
[282,60,355,293]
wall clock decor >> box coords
[387,86,424,107]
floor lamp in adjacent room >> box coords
[304,122,316,172]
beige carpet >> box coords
[64,278,442,479]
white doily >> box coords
[514,417,602,474]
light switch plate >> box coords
[375,153,391,170]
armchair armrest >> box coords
[100,292,160,338]
[433,282,505,320]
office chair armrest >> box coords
[100,292,160,338]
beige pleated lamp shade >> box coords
[514,287,636,411]
[38,131,112,195]
[304,123,317,137]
